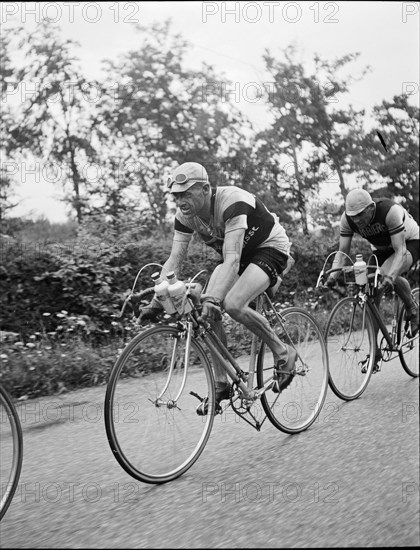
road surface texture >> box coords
[1,353,419,548]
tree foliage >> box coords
[359,94,419,220]
[82,20,255,234]
[254,46,370,234]
[3,19,417,233]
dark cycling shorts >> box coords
[368,240,419,267]
[239,247,289,287]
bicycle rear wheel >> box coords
[325,297,376,400]
[398,287,419,377]
[0,385,23,521]
[257,307,329,434]
[104,325,215,484]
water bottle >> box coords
[354,254,367,286]
[151,272,177,314]
[167,272,192,314]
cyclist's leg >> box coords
[399,241,420,334]
[368,251,392,368]
[204,264,237,387]
[223,249,290,366]
[382,243,418,329]
[207,318,229,385]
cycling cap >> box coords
[167,162,209,193]
[345,189,374,216]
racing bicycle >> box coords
[317,253,419,401]
[104,267,329,484]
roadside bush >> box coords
[0,338,120,399]
[4,221,412,401]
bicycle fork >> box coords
[151,322,193,409]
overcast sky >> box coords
[4,1,419,222]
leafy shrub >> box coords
[3,220,416,400]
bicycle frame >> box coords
[124,266,286,403]
[319,252,415,356]
[190,293,272,402]
[196,291,303,401]
[105,271,330,484]
[154,291,286,429]
[121,265,329,437]
[365,290,418,356]
[365,293,399,350]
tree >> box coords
[255,46,331,232]
[4,20,98,223]
[360,95,419,220]
[0,170,20,228]
[0,27,24,226]
[92,20,253,233]
[304,52,369,201]
[254,46,370,233]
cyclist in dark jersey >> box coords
[327,188,419,369]
[140,161,295,413]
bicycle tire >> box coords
[398,287,419,378]
[104,325,215,484]
[257,306,329,434]
[325,297,376,400]
[0,385,23,521]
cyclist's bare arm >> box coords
[204,227,245,301]
[383,208,412,279]
[330,234,353,278]
[160,237,191,278]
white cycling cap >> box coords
[345,189,375,216]
[167,162,209,193]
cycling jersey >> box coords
[173,186,291,259]
[340,198,419,249]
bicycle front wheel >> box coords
[104,325,215,484]
[257,307,329,434]
[0,385,23,521]
[398,287,419,377]
[325,297,376,400]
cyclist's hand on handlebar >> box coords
[378,275,394,295]
[325,275,338,289]
[316,275,336,294]
[138,299,164,324]
[199,297,222,323]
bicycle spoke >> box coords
[257,307,329,433]
[325,297,375,400]
[104,326,215,484]
[398,288,419,377]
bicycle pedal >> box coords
[405,319,419,339]
[406,327,417,340]
[359,356,370,374]
[215,403,223,415]
[195,396,223,416]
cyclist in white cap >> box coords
[139,161,295,413]
[326,188,419,370]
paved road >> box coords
[1,355,419,548]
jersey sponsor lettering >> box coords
[358,222,389,239]
[174,186,290,258]
[342,198,419,249]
